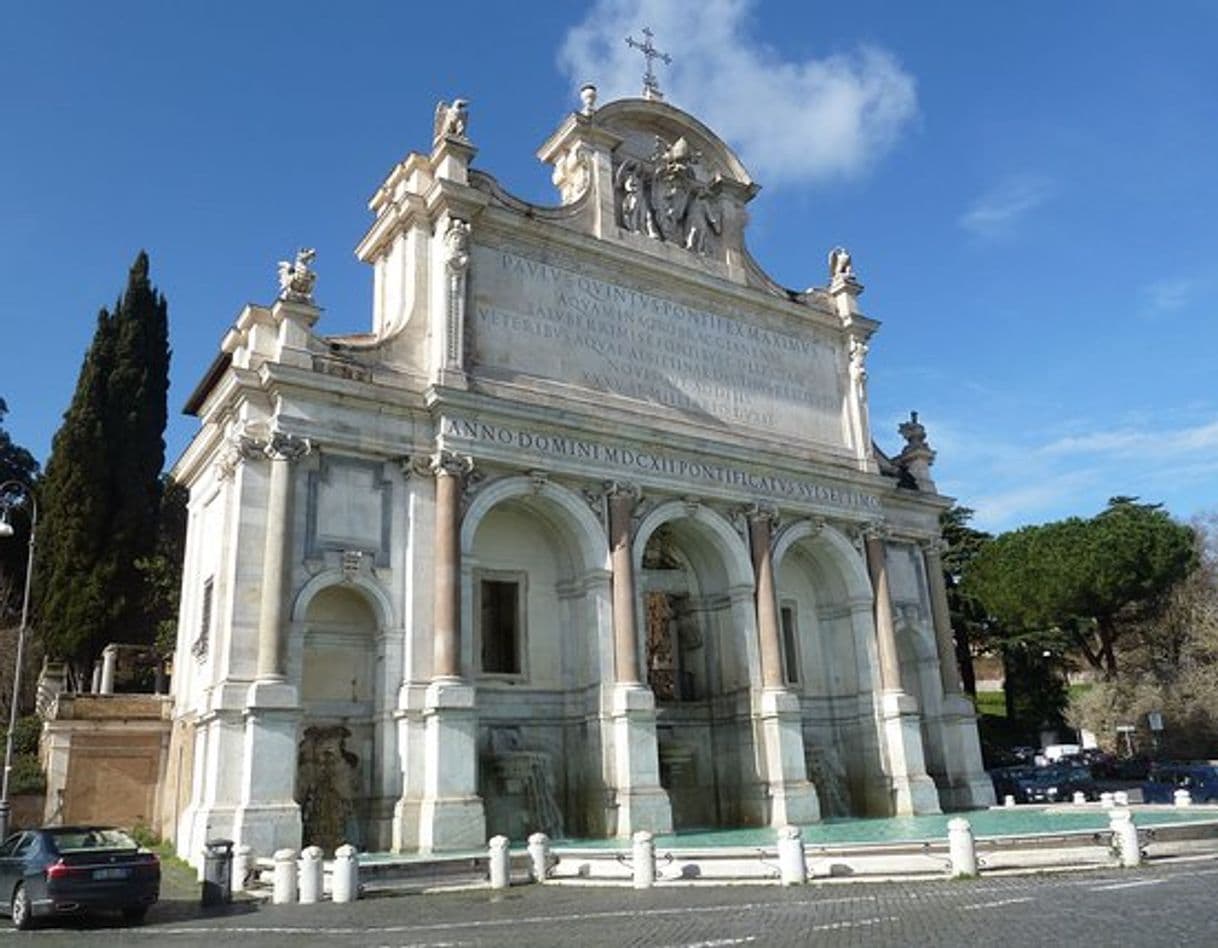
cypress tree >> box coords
[35,252,171,680]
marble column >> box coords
[236,430,310,858]
[920,538,996,809]
[604,483,671,837]
[748,508,819,826]
[921,540,961,696]
[862,525,940,816]
[418,451,485,852]
[255,432,311,683]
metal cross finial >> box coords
[625,27,671,101]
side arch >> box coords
[291,569,395,628]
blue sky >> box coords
[1,1,1214,533]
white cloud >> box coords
[1039,420,1218,459]
[558,0,918,187]
[1140,276,1199,316]
[958,176,1052,237]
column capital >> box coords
[860,520,890,543]
[919,536,949,557]
[604,480,642,503]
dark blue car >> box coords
[0,826,159,929]
[1142,762,1218,804]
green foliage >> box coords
[0,398,39,620]
[974,690,1006,718]
[138,476,187,659]
[939,506,993,694]
[962,498,1196,678]
[8,754,44,795]
[35,253,171,676]
[1,714,42,756]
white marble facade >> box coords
[167,92,992,863]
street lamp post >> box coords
[0,481,37,842]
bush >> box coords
[8,753,44,794]
[3,715,42,756]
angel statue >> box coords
[277,248,317,304]
[828,246,856,283]
[434,98,469,141]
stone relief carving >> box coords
[433,98,469,141]
[443,218,471,367]
[312,353,372,383]
[848,335,869,403]
[265,431,313,463]
[614,135,722,256]
[277,248,318,304]
[552,145,591,204]
[444,218,471,273]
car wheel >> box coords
[121,906,148,926]
[11,883,33,931]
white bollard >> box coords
[632,830,656,889]
[948,817,978,877]
[1100,791,1115,809]
[527,832,550,883]
[272,848,298,904]
[1003,794,1016,808]
[489,835,511,890]
[232,844,252,894]
[332,844,359,903]
[1109,809,1142,868]
[298,846,323,904]
[1114,790,1130,807]
[1072,791,1087,806]
[776,825,806,885]
[1174,788,1193,808]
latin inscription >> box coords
[441,417,881,513]
[471,248,845,445]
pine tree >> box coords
[35,252,171,679]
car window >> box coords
[12,835,35,858]
[47,828,139,851]
[0,833,23,858]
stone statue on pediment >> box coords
[434,98,469,141]
[829,246,856,283]
[277,248,317,303]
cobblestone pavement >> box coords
[5,858,1218,946]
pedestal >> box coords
[232,681,302,858]
[417,679,485,852]
[610,685,673,837]
[877,691,942,815]
[936,694,997,809]
[757,689,821,826]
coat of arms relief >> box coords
[614,135,722,256]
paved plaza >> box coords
[9,857,1218,946]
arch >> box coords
[291,569,395,628]
[772,520,872,604]
[461,476,610,573]
[631,500,753,589]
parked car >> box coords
[0,826,159,929]
[1142,762,1218,804]
[991,762,1097,804]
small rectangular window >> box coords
[480,578,522,675]
[192,577,213,660]
[780,604,800,685]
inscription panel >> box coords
[471,247,846,446]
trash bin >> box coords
[201,839,234,907]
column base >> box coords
[937,694,997,809]
[757,688,821,826]
[878,690,942,816]
[418,678,485,853]
[610,684,672,838]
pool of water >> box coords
[551,806,1218,850]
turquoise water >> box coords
[552,806,1218,851]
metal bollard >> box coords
[1174,789,1193,808]
[1114,790,1130,807]
[1100,791,1115,809]
[1072,791,1087,806]
[632,830,656,889]
[332,844,359,903]
[298,846,323,904]
[232,844,253,894]
[489,835,511,890]
[273,848,298,904]
[1003,794,1016,808]
[776,825,806,885]
[1109,809,1141,867]
[527,832,550,883]
[948,818,978,877]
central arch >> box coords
[631,501,765,829]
